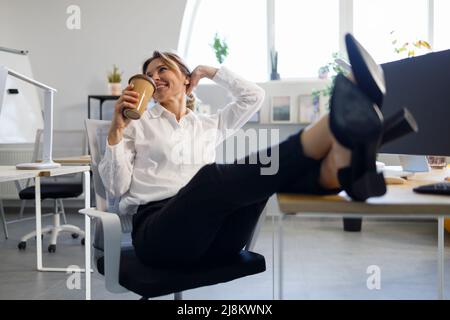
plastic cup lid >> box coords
[128,74,156,89]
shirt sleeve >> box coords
[98,124,136,198]
[212,67,265,145]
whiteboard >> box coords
[0,50,43,143]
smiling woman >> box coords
[142,51,195,112]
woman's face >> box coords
[145,58,189,104]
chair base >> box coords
[18,213,84,252]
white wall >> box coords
[0,0,187,130]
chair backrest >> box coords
[33,128,87,161]
[84,119,110,212]
[85,119,133,258]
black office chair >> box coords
[17,129,86,252]
[83,119,266,299]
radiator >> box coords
[0,147,34,199]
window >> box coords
[183,0,267,82]
[353,0,429,63]
[434,0,450,51]
[275,0,339,78]
[180,0,446,80]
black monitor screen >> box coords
[378,49,450,156]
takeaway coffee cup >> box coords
[122,74,156,120]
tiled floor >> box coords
[1,209,449,300]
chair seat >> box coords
[97,248,266,298]
[19,183,83,200]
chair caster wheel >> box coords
[48,244,56,253]
[71,233,79,239]
[81,238,85,246]
[18,241,26,250]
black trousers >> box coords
[132,130,339,267]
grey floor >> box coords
[1,208,450,300]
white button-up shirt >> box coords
[99,67,265,216]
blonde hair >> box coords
[143,51,196,111]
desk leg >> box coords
[438,217,444,300]
[88,97,91,119]
[84,171,91,300]
[35,177,43,270]
[277,214,285,300]
[99,102,103,120]
[272,216,275,300]
[0,199,8,239]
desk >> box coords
[88,95,119,120]
[53,155,91,165]
[276,169,450,300]
[38,155,91,165]
[0,166,92,299]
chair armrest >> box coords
[79,208,128,293]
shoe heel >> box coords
[351,171,386,201]
[381,108,418,145]
[339,169,386,201]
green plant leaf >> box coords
[210,33,229,64]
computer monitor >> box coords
[379,49,450,157]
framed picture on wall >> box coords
[298,94,321,124]
[270,96,292,123]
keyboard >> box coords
[413,182,450,195]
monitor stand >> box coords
[399,155,431,173]
[379,155,430,178]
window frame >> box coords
[179,0,436,80]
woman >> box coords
[99,35,416,267]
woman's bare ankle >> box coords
[300,115,333,160]
[317,139,352,190]
[331,138,351,170]
[318,151,341,189]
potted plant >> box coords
[107,64,122,96]
[312,52,349,108]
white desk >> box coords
[276,169,450,300]
[38,155,91,165]
[0,165,92,300]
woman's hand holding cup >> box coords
[108,84,139,145]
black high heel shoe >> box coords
[346,33,419,147]
[330,34,419,201]
[330,73,386,201]
[381,108,418,146]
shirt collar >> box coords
[148,102,165,118]
[148,102,197,121]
